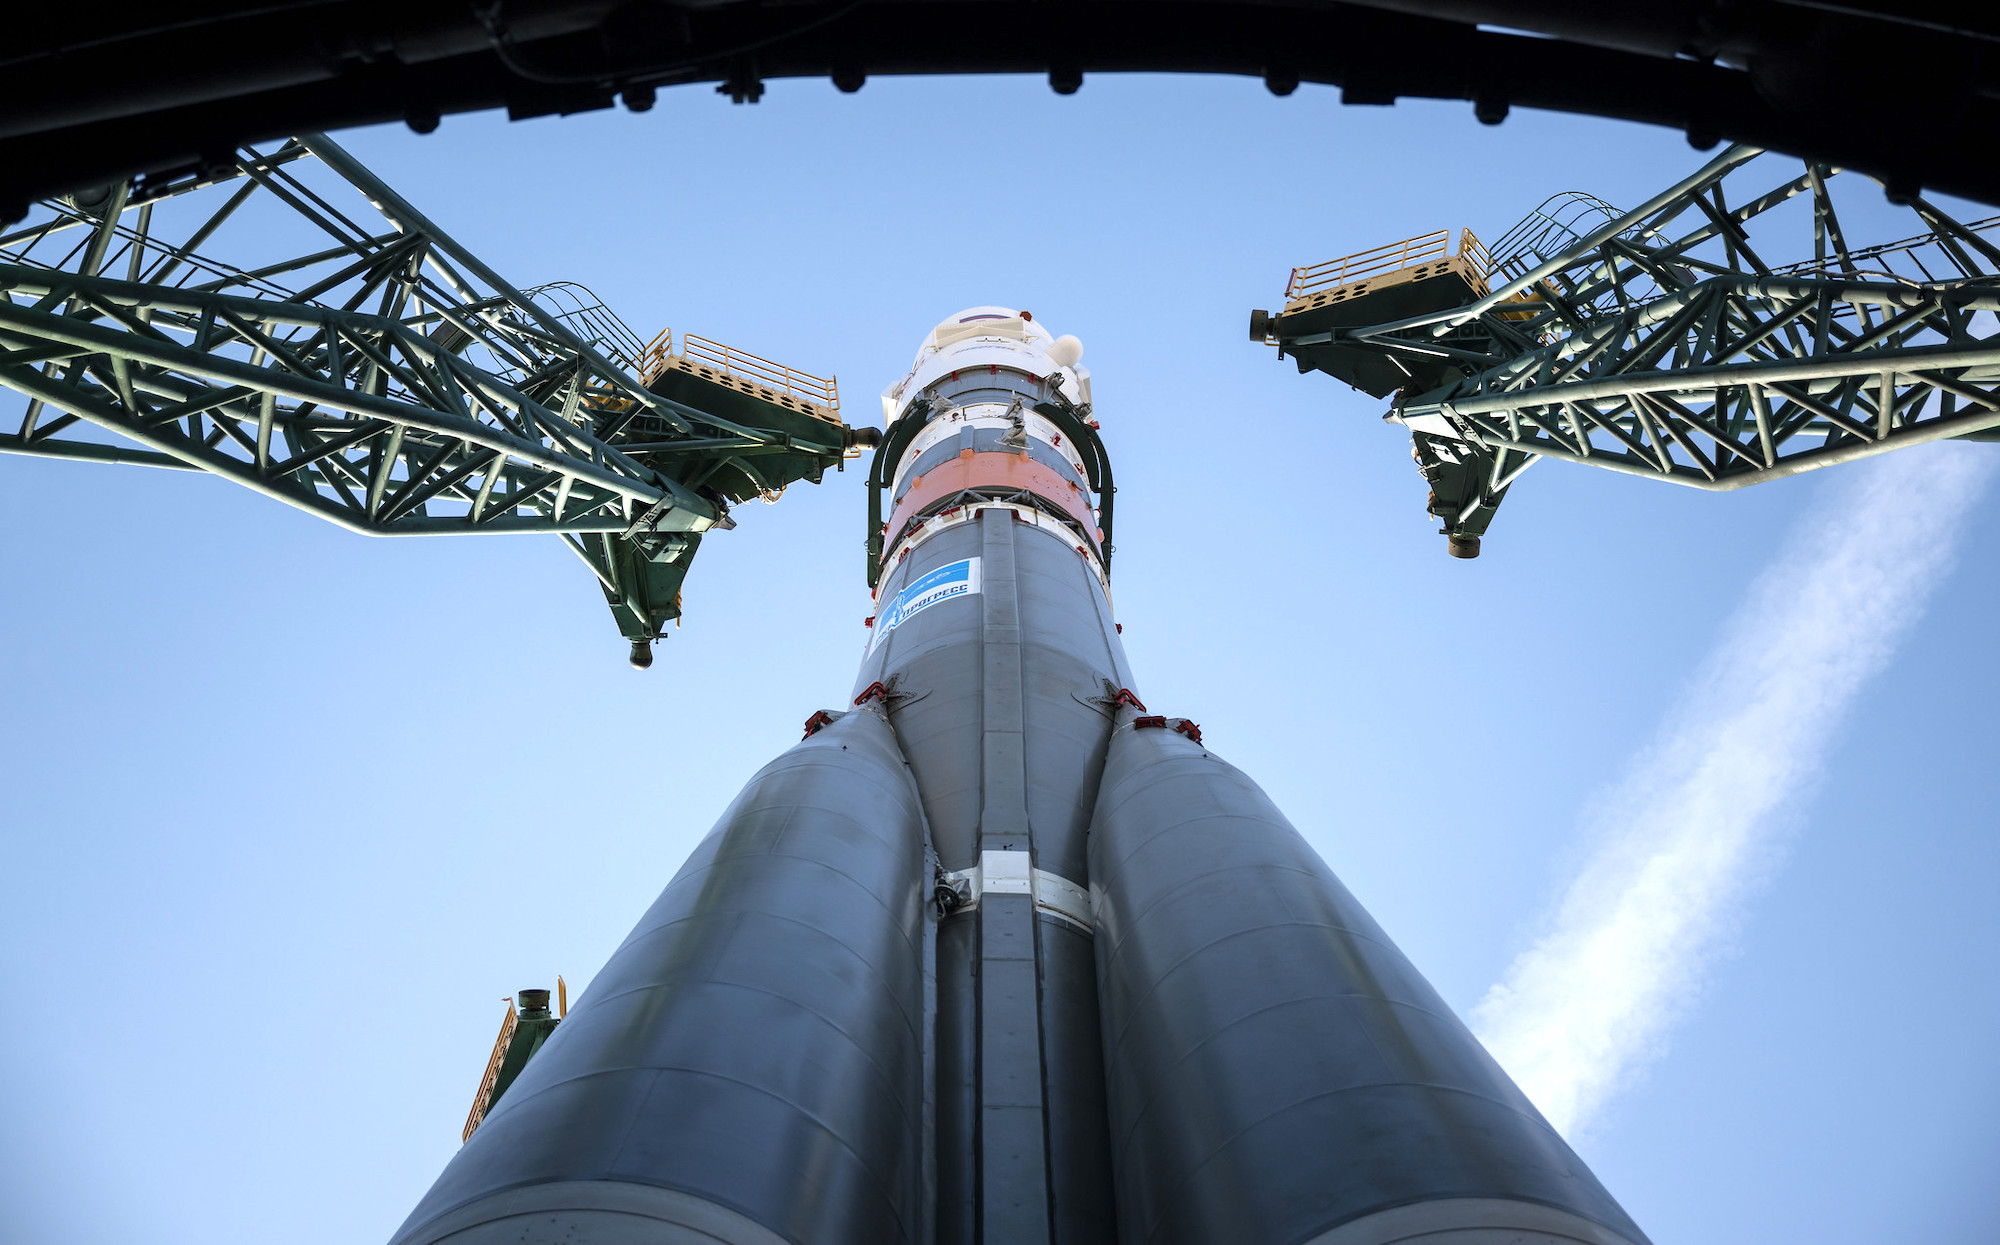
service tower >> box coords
[391,310,1649,1245]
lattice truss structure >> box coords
[1270,146,2000,549]
[0,134,850,654]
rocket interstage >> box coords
[390,310,1650,1245]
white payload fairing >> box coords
[390,309,1650,1245]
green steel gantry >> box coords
[1256,146,2000,555]
[0,133,865,664]
[10,136,1996,647]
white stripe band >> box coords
[940,850,1095,933]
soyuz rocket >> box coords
[391,310,1649,1245]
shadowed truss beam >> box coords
[0,133,851,652]
[1270,146,2000,545]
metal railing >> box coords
[524,281,647,373]
[1286,228,1494,301]
[636,328,840,414]
[1457,227,1491,286]
[635,328,675,384]
[1768,214,2000,284]
[1288,230,1449,299]
[1484,192,1625,282]
[462,1000,517,1143]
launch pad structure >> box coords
[1254,147,2000,556]
[8,2,2000,213]
[3,127,1997,1244]
[0,134,867,663]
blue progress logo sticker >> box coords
[870,557,982,652]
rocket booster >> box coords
[389,310,1649,1245]
[858,309,1126,1242]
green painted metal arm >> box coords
[0,137,853,661]
[1260,150,2000,554]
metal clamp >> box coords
[935,850,1094,933]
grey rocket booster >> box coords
[390,309,1649,1245]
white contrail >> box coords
[1472,442,1994,1137]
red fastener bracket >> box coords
[854,681,889,706]
[1112,687,1148,711]
[802,709,836,739]
[1133,714,1201,744]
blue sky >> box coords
[3,74,1996,1243]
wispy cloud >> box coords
[1472,443,1994,1137]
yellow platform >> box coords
[636,330,840,426]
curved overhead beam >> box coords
[2,2,1999,211]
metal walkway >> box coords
[1256,147,2000,554]
[0,134,864,661]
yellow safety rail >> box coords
[636,328,840,418]
[1288,230,1449,299]
[1285,228,1496,303]
[1457,227,1492,284]
[462,998,517,1143]
[1272,227,1555,345]
[635,329,674,383]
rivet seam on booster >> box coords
[941,850,1094,933]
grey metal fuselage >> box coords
[859,507,1132,1243]
[387,313,1649,1245]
